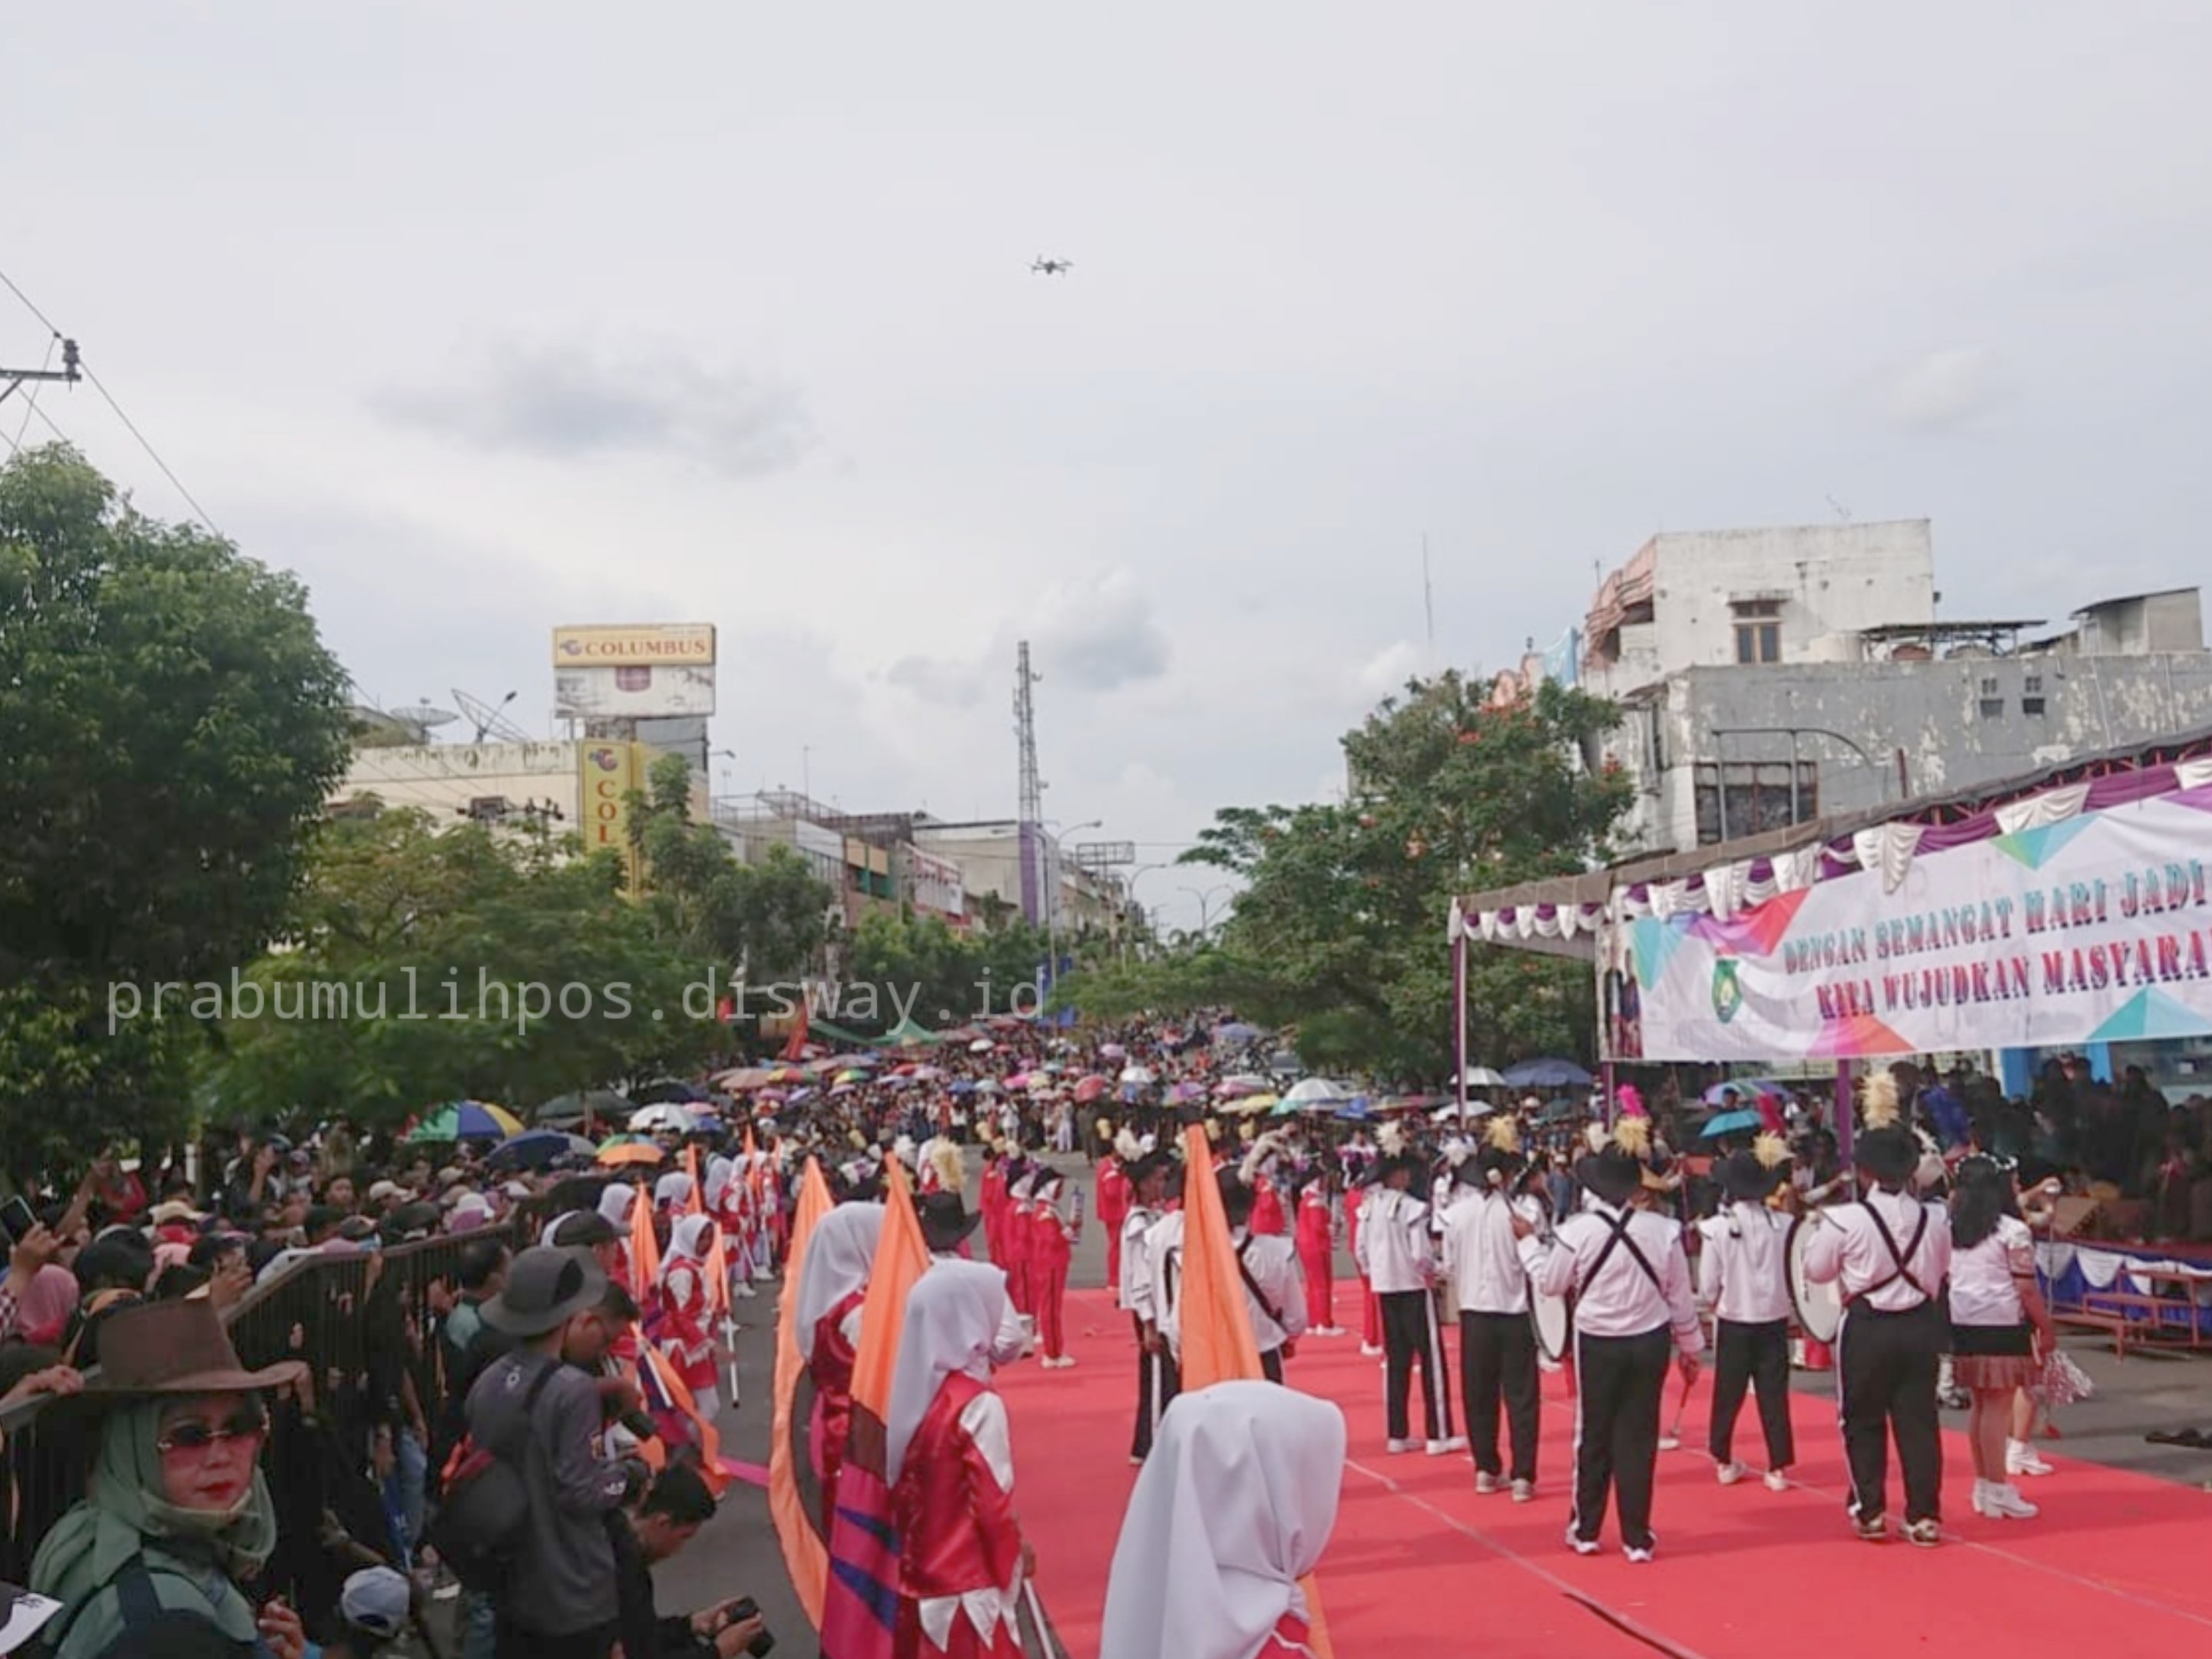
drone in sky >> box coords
[1031,257,1074,276]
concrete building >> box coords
[335,740,585,829]
[1574,522,2212,853]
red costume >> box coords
[1000,1174,1035,1316]
[1028,1172,1077,1362]
[1250,1174,1286,1237]
[1094,1155,1130,1293]
[892,1372,1025,1659]
[654,1215,721,1401]
[809,1287,866,1532]
[979,1158,1008,1269]
[1295,1183,1335,1333]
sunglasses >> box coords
[156,1409,270,1456]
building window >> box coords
[1978,674,2004,719]
[1693,760,1819,845]
[1734,621,1781,664]
[2022,673,2046,717]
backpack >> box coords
[425,1359,558,1592]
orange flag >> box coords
[1177,1126,1337,1658]
[773,1157,836,1626]
[629,1172,662,1299]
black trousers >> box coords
[1837,1300,1943,1525]
[1570,1326,1671,1550]
[1260,1346,1286,1384]
[1460,1310,1540,1481]
[1379,1290,1449,1441]
[1709,1316,1795,1469]
[1131,1314,1181,1459]
[495,1616,617,1659]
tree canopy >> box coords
[0,445,351,1177]
[1057,671,1632,1081]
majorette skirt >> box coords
[1949,1319,2036,1390]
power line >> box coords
[0,267,62,336]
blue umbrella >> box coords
[1332,1099,1373,1122]
[948,1079,978,1096]
[1700,1108,1765,1139]
[1214,1022,1263,1044]
[487,1130,597,1171]
[1502,1056,1592,1088]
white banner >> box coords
[1609,786,2212,1061]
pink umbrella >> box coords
[1073,1075,1110,1103]
[1003,1072,1032,1091]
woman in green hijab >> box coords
[30,1300,309,1659]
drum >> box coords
[1787,1213,1843,1345]
[1529,1283,1572,1362]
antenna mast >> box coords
[1015,641,1045,925]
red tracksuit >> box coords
[1296,1184,1335,1333]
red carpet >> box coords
[1002,1288,2212,1659]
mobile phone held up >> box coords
[0,1195,36,1246]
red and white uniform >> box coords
[654,1214,720,1406]
[1250,1174,1287,1238]
[809,1287,866,1532]
[1095,1154,1131,1293]
[1098,1379,1344,1659]
[1001,1169,1036,1315]
[979,1156,1009,1265]
[1028,1171,1080,1362]
[795,1201,886,1534]
[888,1262,1026,1659]
[1295,1181,1336,1333]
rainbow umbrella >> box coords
[408,1100,523,1143]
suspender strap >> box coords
[1585,1208,1664,1294]
[1863,1201,1932,1302]
[1234,1237,1286,1330]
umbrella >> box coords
[969,1035,995,1051]
[767,1065,810,1085]
[1072,1075,1110,1103]
[949,1079,979,1096]
[1432,1101,1495,1122]
[1281,1078,1347,1106]
[1118,1065,1157,1087]
[630,1078,712,1106]
[1224,1096,1275,1117]
[1213,1022,1263,1045]
[628,1102,697,1134]
[1165,1081,1208,1105]
[1502,1057,1592,1089]
[1004,1072,1033,1091]
[833,1068,871,1085]
[714,1068,777,1092]
[1098,1042,1128,1061]
[1214,1075,1272,1098]
[1332,1099,1373,1122]
[597,1138,664,1167]
[488,1130,598,1171]
[408,1101,523,1143]
[1459,1066,1508,1088]
[534,1088,631,1128]
[1700,1108,1765,1139]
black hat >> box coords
[1576,1144,1644,1206]
[1715,1147,1791,1202]
[918,1191,982,1253]
[1852,1126,1919,1187]
[482,1246,607,1336]
[548,1210,619,1249]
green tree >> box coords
[1060,672,1631,1081]
[0,445,350,1177]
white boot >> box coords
[2007,1439,2053,1477]
[1983,1482,2039,1519]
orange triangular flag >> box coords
[629,1171,662,1299]
[846,1156,931,1420]
[771,1157,835,1627]
[1176,1126,1337,1659]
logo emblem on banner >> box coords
[1711,957,1743,1025]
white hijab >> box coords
[705,1156,735,1206]
[883,1259,1010,1484]
[795,1201,884,1362]
[658,1213,716,1287]
[654,1171,694,1209]
[1099,1382,1345,1659]
[598,1183,638,1230]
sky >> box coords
[7,2,2211,933]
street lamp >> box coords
[1180,882,1231,935]
[1041,819,1104,991]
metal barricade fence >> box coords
[1,1209,555,1584]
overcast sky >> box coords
[8,3,2210,932]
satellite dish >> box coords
[387,703,459,740]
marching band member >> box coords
[1803,1073,1953,1546]
[1002,1157,1038,1317]
[1346,1164,1384,1358]
[886,1261,1033,1659]
[1214,1168,1307,1383]
[1029,1162,1082,1368]
[1946,1154,2051,1521]
[598,1182,639,1293]
[1697,1136,1796,1490]
[1356,1132,1462,1455]
[1121,1151,1177,1462]
[1518,1118,1702,1562]
[1440,1117,1545,1501]
[1097,1126,1133,1295]
[654,1214,722,1419]
[796,1200,886,1533]
[1293,1164,1343,1337]
[978,1133,1009,1263]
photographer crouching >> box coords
[613,1463,771,1659]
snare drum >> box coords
[1786,1212,1843,1345]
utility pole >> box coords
[1014,641,1045,928]
[1,336,80,406]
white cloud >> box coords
[1880,347,2005,433]
[1031,568,1171,691]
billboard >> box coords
[555,664,717,718]
[578,740,646,894]
[1611,786,2212,1061]
[552,624,717,667]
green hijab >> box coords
[30,1396,280,1650]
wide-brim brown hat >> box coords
[81,1299,306,1396]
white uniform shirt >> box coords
[1119,1204,1164,1320]
[1354,1187,1433,1295]
[1439,1187,1543,1316]
[1694,1201,1793,1325]
[1521,1200,1704,1352]
[1801,1187,1952,1313]
[1145,1211,1188,1339]
[1947,1214,2032,1327]
[1230,1227,1309,1353]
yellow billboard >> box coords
[578,740,646,893]
[552,623,717,668]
